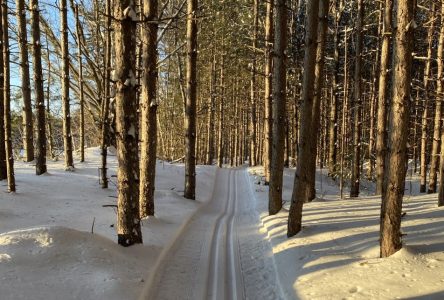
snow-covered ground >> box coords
[250,167,444,300]
[2,148,444,299]
[140,168,282,300]
[0,148,216,300]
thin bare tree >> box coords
[60,0,74,169]
[16,0,34,162]
[263,0,274,184]
[0,0,5,181]
[350,0,364,198]
[2,0,15,192]
[376,0,393,195]
[184,0,198,199]
[31,0,46,175]
[140,0,159,217]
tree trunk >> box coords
[60,0,74,170]
[367,2,383,181]
[234,76,240,166]
[438,127,444,206]
[292,86,299,164]
[429,2,442,194]
[249,0,258,166]
[16,0,34,162]
[2,1,15,192]
[100,0,112,188]
[75,5,85,163]
[114,0,143,246]
[206,54,216,165]
[284,116,290,167]
[366,68,377,179]
[307,0,329,201]
[263,0,274,184]
[45,35,55,160]
[350,0,364,198]
[413,89,420,174]
[269,0,288,215]
[184,0,198,200]
[376,0,393,195]
[328,0,343,176]
[419,4,436,193]
[287,0,320,236]
[339,26,349,199]
[0,1,5,181]
[380,0,414,258]
[31,0,46,175]
[217,54,224,168]
[436,2,444,205]
[140,0,159,217]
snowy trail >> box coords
[142,168,282,300]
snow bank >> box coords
[0,147,216,299]
[0,226,157,300]
[249,167,444,300]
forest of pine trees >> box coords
[0,0,442,259]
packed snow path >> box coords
[142,168,283,300]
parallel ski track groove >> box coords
[206,169,232,299]
[143,168,283,300]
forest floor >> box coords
[0,147,216,300]
[1,149,444,299]
[250,166,444,299]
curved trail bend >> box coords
[142,168,283,300]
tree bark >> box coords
[350,0,364,198]
[0,1,5,181]
[100,0,112,188]
[376,0,393,195]
[328,0,343,176]
[269,0,288,215]
[234,76,240,166]
[114,0,143,246]
[2,0,15,192]
[184,0,198,200]
[140,0,159,217]
[436,2,444,205]
[287,0,319,235]
[16,0,34,162]
[31,0,46,175]
[367,2,384,181]
[419,4,436,193]
[249,0,258,166]
[263,0,274,184]
[429,2,442,194]
[45,35,55,160]
[307,0,329,201]
[369,3,384,180]
[206,54,216,165]
[380,0,414,258]
[339,26,349,199]
[75,5,85,163]
[60,0,74,169]
[217,54,224,168]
